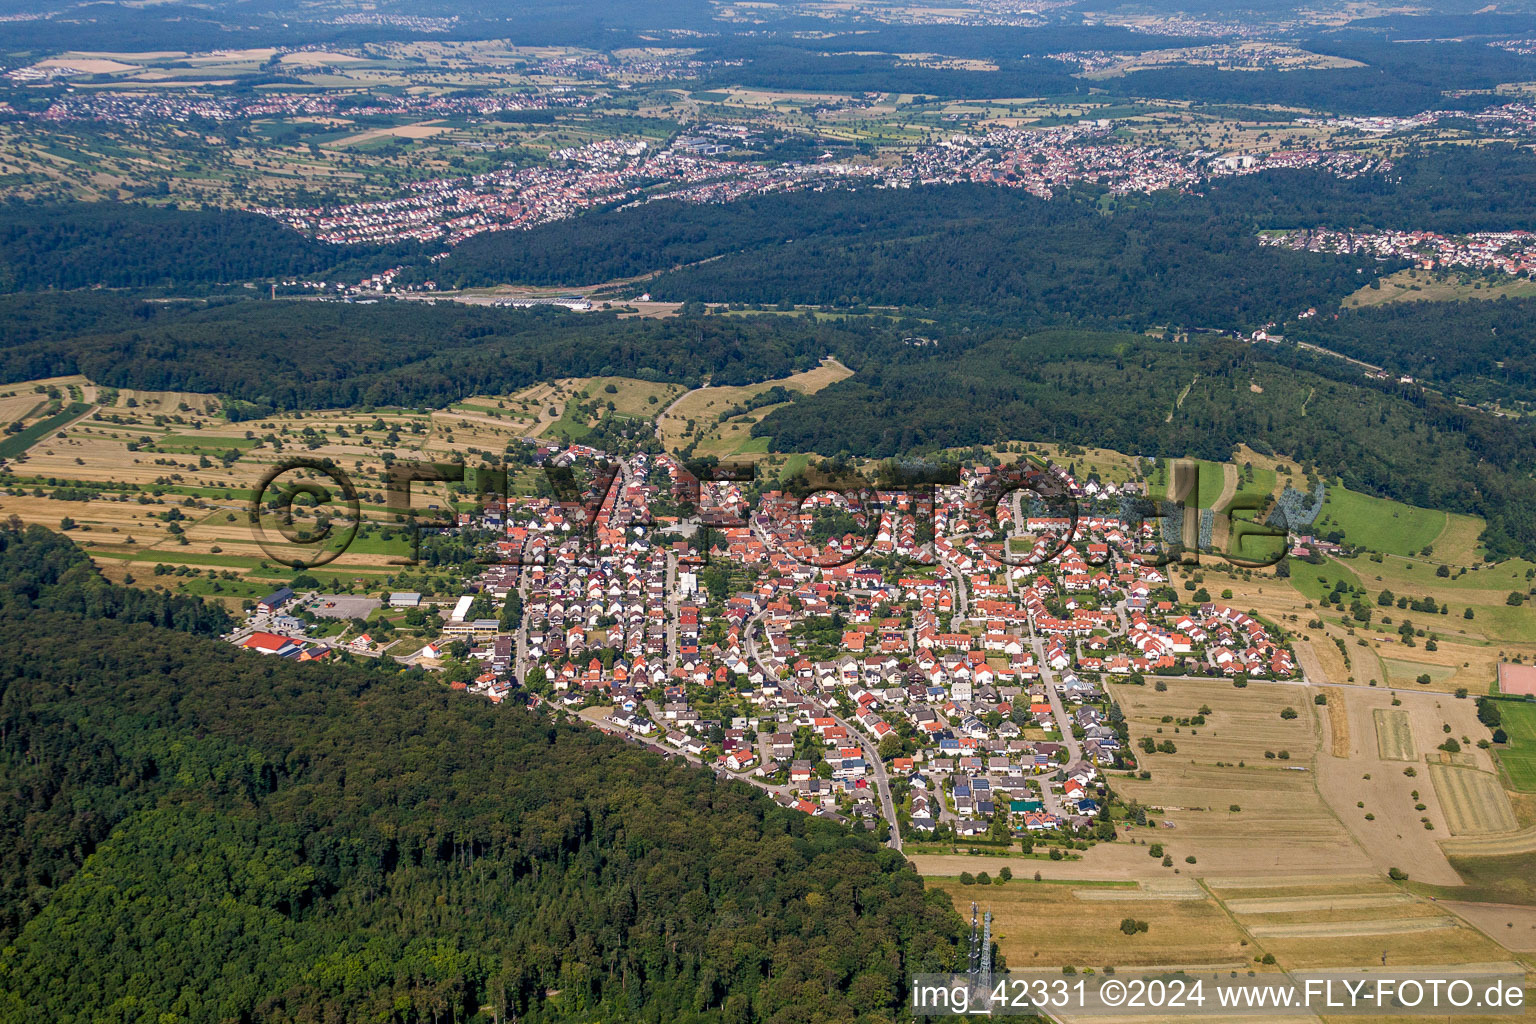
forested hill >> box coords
[0,518,231,633]
[1284,295,1536,406]
[437,149,1536,322]
[0,524,972,1023]
[688,32,1536,115]
[0,294,887,414]
[0,203,414,292]
[438,186,1382,330]
[752,330,1536,562]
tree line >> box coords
[1286,294,1536,406]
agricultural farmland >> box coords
[926,878,1252,971]
[1430,765,1521,835]
[1205,878,1515,971]
[1105,678,1376,879]
[1494,700,1536,794]
[1374,708,1416,761]
[0,377,569,605]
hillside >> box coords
[0,525,973,1023]
[0,204,416,292]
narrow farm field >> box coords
[1373,708,1415,761]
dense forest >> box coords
[0,518,232,634]
[1285,295,1536,405]
[440,186,1384,330]
[752,330,1536,560]
[0,525,975,1023]
[1198,146,1536,234]
[0,203,416,292]
[0,295,889,415]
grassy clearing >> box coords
[1433,512,1488,565]
[777,453,810,482]
[1231,465,1277,508]
[1381,657,1457,686]
[1289,550,1536,646]
[1148,458,1227,508]
[1314,484,1446,557]
[656,359,851,452]
[1419,850,1536,906]
[1343,268,1536,308]
[1288,555,1362,604]
[570,376,683,419]
[544,397,593,441]
[1030,443,1140,485]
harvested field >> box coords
[1256,921,1513,969]
[1106,678,1374,879]
[1324,689,1349,755]
[1224,893,1417,914]
[1246,918,1458,938]
[1373,708,1416,761]
[1073,882,1207,902]
[1205,876,1389,894]
[1315,685,1506,886]
[0,393,43,424]
[1205,877,1524,969]
[927,879,1251,970]
[1430,766,1520,835]
[1439,901,1536,951]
